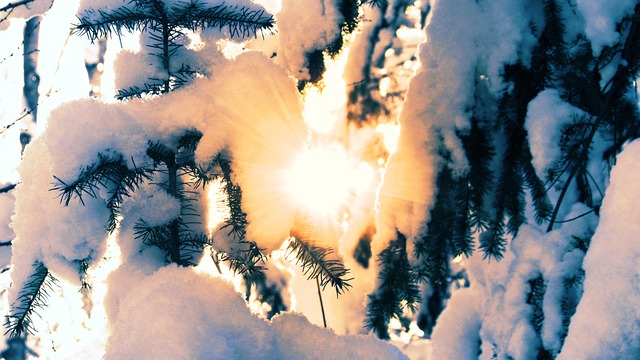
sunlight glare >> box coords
[206,179,229,235]
[302,50,350,134]
[376,123,401,154]
[286,145,374,214]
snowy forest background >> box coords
[0,0,639,359]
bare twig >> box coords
[0,0,37,13]
[316,277,327,328]
[0,184,17,194]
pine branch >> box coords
[462,122,494,232]
[77,258,91,295]
[115,67,197,99]
[51,153,146,206]
[569,235,591,253]
[204,154,266,280]
[362,0,388,7]
[527,274,546,335]
[564,267,586,289]
[116,83,166,100]
[4,262,58,337]
[181,2,275,38]
[542,0,565,43]
[365,231,420,339]
[479,219,507,261]
[182,160,217,189]
[0,184,17,194]
[51,152,152,233]
[178,232,211,265]
[146,140,175,165]
[176,128,203,161]
[287,228,352,297]
[73,7,155,42]
[526,274,553,358]
[546,117,594,191]
[0,0,37,13]
[486,61,545,251]
[134,217,206,265]
[218,239,266,284]
[499,132,527,235]
[540,0,567,73]
[548,3,640,230]
[106,160,153,233]
[413,167,457,282]
[74,1,274,42]
[217,157,248,241]
[134,219,172,251]
[522,158,552,225]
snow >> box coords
[2,0,640,358]
[10,49,307,296]
[558,139,640,359]
[106,265,407,359]
[428,287,481,360]
[373,0,536,258]
[427,202,598,359]
[4,3,408,353]
[106,265,278,359]
[480,0,538,93]
[112,50,161,91]
[0,0,54,31]
[272,311,408,359]
[0,192,13,266]
[525,89,586,180]
[576,0,637,56]
[276,0,343,80]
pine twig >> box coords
[0,184,17,194]
[287,231,353,297]
[547,3,640,231]
[4,262,58,337]
[362,0,388,8]
[364,231,419,339]
[0,0,37,13]
[51,152,152,234]
[316,277,327,328]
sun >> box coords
[286,145,373,215]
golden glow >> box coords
[302,50,350,134]
[185,30,205,51]
[376,123,401,154]
[286,145,374,214]
[217,38,246,59]
[379,76,391,97]
[206,179,230,234]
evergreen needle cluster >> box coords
[6,0,281,338]
[365,0,640,344]
[213,156,267,283]
[365,231,419,339]
[5,262,58,337]
[288,219,352,297]
[73,0,275,98]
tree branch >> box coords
[0,0,36,13]
[0,184,16,194]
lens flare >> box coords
[286,145,373,214]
